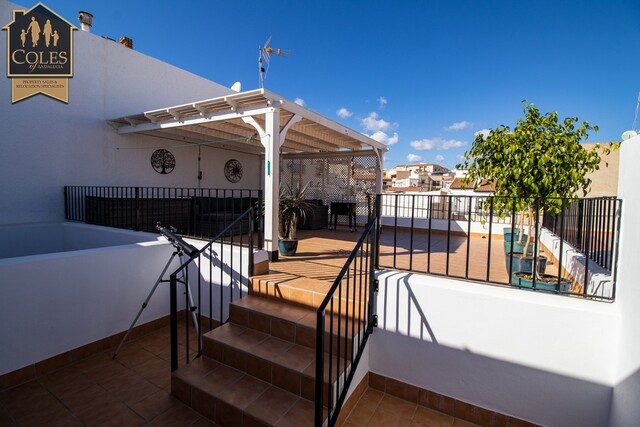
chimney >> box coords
[119,36,133,49]
[78,11,93,32]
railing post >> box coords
[249,207,255,277]
[170,273,178,372]
[135,187,141,232]
[375,194,382,269]
[314,310,325,427]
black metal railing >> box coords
[377,194,621,301]
[168,207,256,371]
[543,197,621,273]
[315,218,377,426]
[64,186,263,245]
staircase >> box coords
[171,276,364,426]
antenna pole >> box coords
[633,91,640,131]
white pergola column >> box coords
[243,109,283,259]
[264,109,281,258]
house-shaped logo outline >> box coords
[3,2,77,78]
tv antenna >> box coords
[622,91,640,141]
[633,91,640,131]
[258,36,290,88]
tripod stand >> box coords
[112,243,200,359]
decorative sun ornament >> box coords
[224,159,243,183]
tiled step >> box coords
[201,321,349,402]
[249,275,369,318]
[229,295,365,359]
[172,356,326,426]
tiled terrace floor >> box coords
[0,321,478,427]
[255,226,516,289]
[0,324,212,427]
[1,226,508,426]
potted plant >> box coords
[278,183,313,256]
[460,101,614,288]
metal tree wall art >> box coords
[151,149,175,174]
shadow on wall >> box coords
[372,270,616,426]
[378,271,438,343]
[370,328,613,427]
[609,365,640,426]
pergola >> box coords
[108,88,388,259]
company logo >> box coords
[3,2,76,103]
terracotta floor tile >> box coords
[131,389,180,421]
[217,375,270,409]
[413,406,455,427]
[0,403,16,427]
[368,407,414,427]
[275,398,315,427]
[198,365,244,396]
[244,386,299,426]
[75,395,130,425]
[272,344,315,372]
[0,381,57,420]
[55,382,110,412]
[150,402,202,426]
[250,336,294,360]
[377,394,418,419]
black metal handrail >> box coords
[542,197,621,272]
[168,207,256,371]
[377,194,621,301]
[314,218,377,426]
[64,186,263,246]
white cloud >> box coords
[336,107,353,119]
[377,96,388,109]
[361,112,397,133]
[474,128,491,139]
[294,98,305,106]
[446,121,472,131]
[370,131,399,145]
[407,154,422,163]
[409,137,466,151]
[435,154,445,162]
[456,154,466,162]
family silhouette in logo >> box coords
[21,16,59,48]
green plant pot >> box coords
[278,239,298,256]
[503,239,533,255]
[504,251,543,273]
[510,272,571,291]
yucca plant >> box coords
[279,183,313,240]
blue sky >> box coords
[27,0,640,169]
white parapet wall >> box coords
[0,222,258,375]
[370,269,619,426]
[539,227,614,299]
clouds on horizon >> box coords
[409,137,466,151]
[294,98,305,106]
[406,153,422,163]
[446,121,472,131]
[370,130,399,145]
[474,128,491,139]
[337,107,353,119]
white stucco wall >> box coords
[371,270,618,426]
[0,0,261,226]
[608,135,640,427]
[0,223,257,375]
[0,237,176,374]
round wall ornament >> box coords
[150,149,176,174]
[224,159,243,183]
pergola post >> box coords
[264,109,281,260]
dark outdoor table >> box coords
[330,202,357,232]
